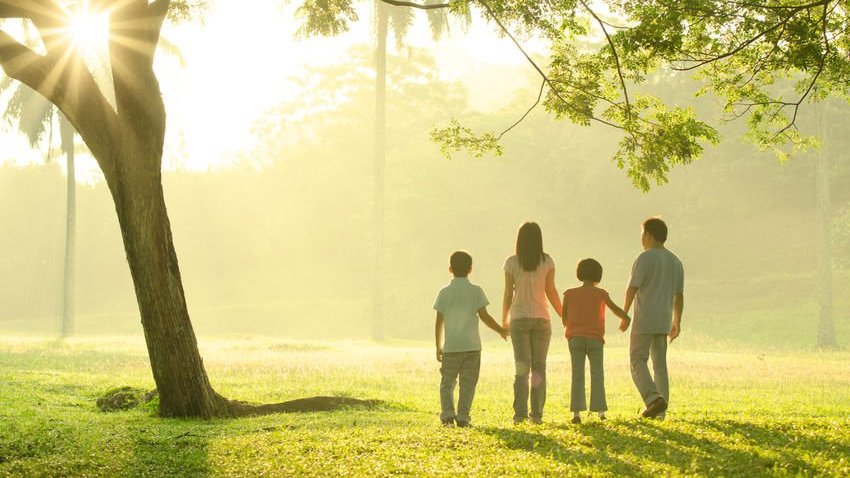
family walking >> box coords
[433,218,685,427]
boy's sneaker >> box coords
[641,397,668,419]
[455,419,470,428]
[530,417,543,425]
[441,418,455,426]
[570,416,581,424]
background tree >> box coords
[1,79,78,337]
[303,0,847,347]
[370,1,451,340]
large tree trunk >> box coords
[372,3,388,341]
[106,132,225,417]
[59,114,75,338]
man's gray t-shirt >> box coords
[629,247,684,334]
[433,277,490,353]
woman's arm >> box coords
[545,268,563,319]
[502,271,514,329]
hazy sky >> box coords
[1,0,546,180]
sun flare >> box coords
[67,9,109,56]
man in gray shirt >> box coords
[623,218,684,419]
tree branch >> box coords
[672,4,813,71]
[0,27,119,177]
[497,79,544,140]
[475,0,621,130]
[578,0,632,127]
[378,0,450,10]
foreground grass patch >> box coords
[0,336,848,477]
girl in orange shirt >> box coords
[562,258,631,423]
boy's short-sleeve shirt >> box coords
[628,247,684,334]
[504,254,555,320]
[433,277,489,353]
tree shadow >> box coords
[125,423,212,477]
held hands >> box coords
[669,322,681,343]
[498,326,510,341]
[619,317,631,332]
[436,347,443,362]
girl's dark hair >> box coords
[516,222,545,272]
[577,258,603,283]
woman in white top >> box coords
[503,222,562,424]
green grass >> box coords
[1,336,848,477]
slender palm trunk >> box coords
[372,4,388,341]
[59,115,75,338]
[816,103,835,348]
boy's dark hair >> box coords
[450,251,473,277]
[516,222,545,272]
[643,217,668,243]
[577,258,603,283]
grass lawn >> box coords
[0,335,848,477]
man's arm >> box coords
[623,286,638,314]
[669,293,684,343]
[435,312,444,362]
[479,307,508,340]
[545,269,563,318]
[502,272,514,329]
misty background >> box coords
[1,4,848,350]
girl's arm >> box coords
[605,294,631,332]
[545,268,563,319]
[561,296,568,330]
[502,272,514,329]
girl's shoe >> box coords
[571,416,581,424]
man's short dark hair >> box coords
[643,217,668,243]
[577,258,603,283]
[450,251,472,277]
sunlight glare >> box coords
[67,10,109,58]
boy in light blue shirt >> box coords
[434,251,508,427]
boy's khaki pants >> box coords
[439,351,481,423]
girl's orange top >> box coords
[563,286,609,343]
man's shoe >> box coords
[641,397,668,419]
[441,418,455,426]
[455,420,470,428]
[530,417,543,425]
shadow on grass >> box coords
[478,424,651,477]
[482,417,840,476]
[126,424,213,477]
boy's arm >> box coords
[605,294,632,332]
[435,312,444,362]
[545,269,563,319]
[478,307,508,340]
[502,272,514,329]
[669,293,684,343]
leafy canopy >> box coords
[296,0,848,191]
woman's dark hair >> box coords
[576,258,603,283]
[516,222,545,272]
